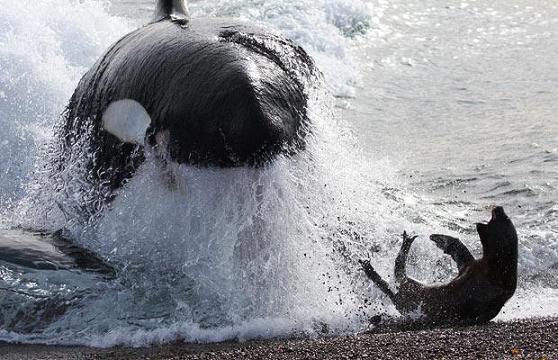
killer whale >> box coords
[0,230,114,276]
[58,0,319,197]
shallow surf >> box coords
[0,0,556,347]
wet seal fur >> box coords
[360,206,518,325]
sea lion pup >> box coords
[360,206,518,325]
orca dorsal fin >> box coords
[153,0,190,23]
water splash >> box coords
[1,0,557,348]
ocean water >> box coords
[0,0,556,347]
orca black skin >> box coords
[0,230,114,277]
[360,206,518,325]
[60,0,319,191]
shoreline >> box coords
[1,317,557,359]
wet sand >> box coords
[1,317,556,359]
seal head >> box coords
[476,206,517,256]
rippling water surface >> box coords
[0,0,556,347]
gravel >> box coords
[1,317,556,359]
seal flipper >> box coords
[359,259,398,304]
[394,231,418,285]
[429,234,475,274]
[153,0,190,24]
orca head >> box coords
[102,99,152,145]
